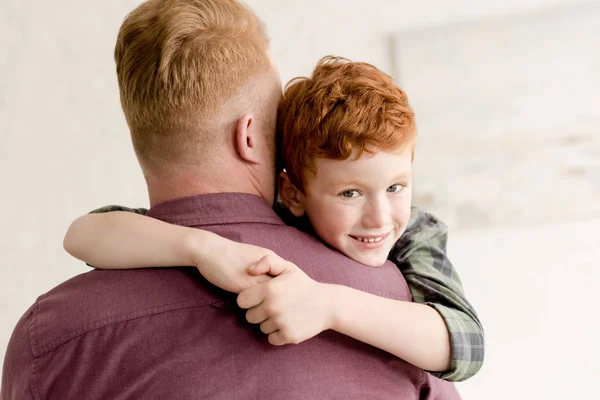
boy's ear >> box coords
[235,114,260,164]
[278,171,306,217]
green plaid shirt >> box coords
[392,209,484,382]
[91,204,484,382]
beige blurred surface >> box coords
[392,3,600,229]
[1,0,598,398]
[449,218,600,399]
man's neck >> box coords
[145,171,266,207]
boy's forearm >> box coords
[327,284,451,372]
[64,212,215,269]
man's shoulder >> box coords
[28,268,222,358]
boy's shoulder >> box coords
[406,207,449,237]
[395,207,450,260]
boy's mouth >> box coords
[349,232,390,244]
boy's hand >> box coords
[194,236,274,294]
[237,254,335,346]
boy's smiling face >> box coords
[283,147,413,267]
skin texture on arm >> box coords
[64,211,202,269]
[64,210,273,293]
[329,284,451,371]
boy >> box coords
[64,57,483,381]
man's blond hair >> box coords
[115,0,271,171]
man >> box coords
[1,0,463,398]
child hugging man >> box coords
[65,56,484,382]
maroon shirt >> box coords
[1,193,459,399]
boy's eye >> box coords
[341,190,360,198]
[387,184,404,193]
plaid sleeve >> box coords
[388,208,485,382]
[89,205,148,215]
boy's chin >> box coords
[348,251,389,268]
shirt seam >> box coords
[164,218,285,228]
[29,303,42,400]
[31,299,223,357]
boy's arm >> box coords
[237,208,483,378]
[388,207,485,381]
[64,206,275,293]
[237,259,453,373]
[328,283,451,371]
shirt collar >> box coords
[146,192,285,228]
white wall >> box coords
[1,1,597,398]
[449,218,600,399]
[247,0,585,84]
[390,3,600,229]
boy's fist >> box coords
[237,254,335,345]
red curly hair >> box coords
[277,56,417,193]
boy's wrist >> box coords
[326,285,369,335]
[323,284,346,332]
[186,229,218,267]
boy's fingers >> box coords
[259,319,277,334]
[250,274,271,285]
[266,259,291,277]
[248,254,293,278]
[247,256,270,276]
[265,257,295,278]
[268,331,287,346]
[237,284,265,309]
[247,254,276,275]
[246,305,268,324]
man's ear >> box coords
[235,114,260,164]
[278,171,306,217]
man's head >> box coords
[278,57,416,266]
[115,0,282,205]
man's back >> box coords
[2,193,458,399]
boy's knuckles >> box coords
[263,302,280,317]
[262,282,279,297]
[262,254,276,264]
[285,261,298,271]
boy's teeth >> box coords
[357,236,383,243]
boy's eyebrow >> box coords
[392,171,413,180]
[328,180,363,189]
[328,172,412,189]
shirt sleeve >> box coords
[1,306,36,400]
[89,205,148,215]
[388,207,485,382]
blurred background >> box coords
[1,0,598,398]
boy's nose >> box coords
[362,198,389,229]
